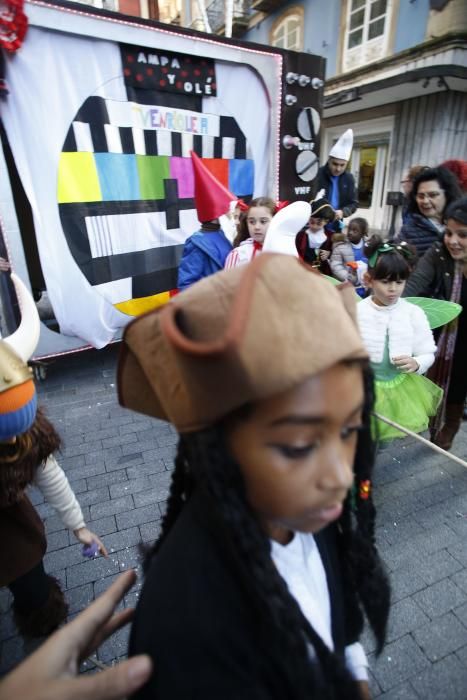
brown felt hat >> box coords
[118,254,367,432]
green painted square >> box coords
[137,156,170,200]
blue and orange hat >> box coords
[0,273,40,441]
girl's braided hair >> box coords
[145,363,390,698]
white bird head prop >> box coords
[262,201,312,256]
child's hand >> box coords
[73,526,108,557]
[392,355,419,373]
[319,249,330,261]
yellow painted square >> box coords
[57,153,102,203]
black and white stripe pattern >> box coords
[64,97,246,159]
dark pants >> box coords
[8,560,50,614]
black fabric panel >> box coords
[83,245,184,286]
[213,137,223,159]
[132,266,179,297]
[144,130,158,155]
[171,132,182,157]
[90,122,108,153]
[59,198,195,219]
[62,127,77,152]
[119,127,135,154]
[126,87,201,112]
[59,207,92,267]
[163,179,189,229]
[74,96,110,125]
[219,116,246,159]
[192,135,203,156]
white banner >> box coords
[2,26,270,347]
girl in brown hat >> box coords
[119,253,390,699]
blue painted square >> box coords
[229,159,254,198]
[95,154,140,201]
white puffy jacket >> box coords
[357,297,436,375]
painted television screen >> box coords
[3,29,271,347]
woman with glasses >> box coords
[397,166,461,257]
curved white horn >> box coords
[3,273,40,362]
[263,201,311,256]
[313,188,326,202]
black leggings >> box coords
[8,560,50,614]
[447,336,467,404]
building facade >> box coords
[244,0,467,231]
[72,0,467,232]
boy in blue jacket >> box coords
[177,152,234,290]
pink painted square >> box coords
[170,157,194,199]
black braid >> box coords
[339,365,391,653]
[142,437,193,570]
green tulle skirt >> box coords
[373,373,443,441]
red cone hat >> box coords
[191,151,236,222]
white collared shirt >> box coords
[271,532,368,681]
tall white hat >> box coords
[329,128,353,161]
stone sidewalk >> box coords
[0,345,466,699]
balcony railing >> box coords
[190,0,251,37]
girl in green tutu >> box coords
[357,237,442,441]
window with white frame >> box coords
[343,0,391,72]
[271,9,304,51]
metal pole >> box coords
[373,412,467,469]
[225,0,234,38]
[196,0,212,32]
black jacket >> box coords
[129,487,358,699]
[316,165,358,218]
[398,213,443,258]
[403,241,454,300]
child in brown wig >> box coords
[0,273,106,638]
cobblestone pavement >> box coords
[1,345,466,698]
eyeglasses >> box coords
[415,191,444,201]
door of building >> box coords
[349,141,388,232]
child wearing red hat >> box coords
[177,152,234,290]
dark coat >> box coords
[177,229,232,290]
[403,241,454,300]
[0,496,46,586]
[316,165,358,219]
[129,487,359,699]
[403,242,467,403]
[295,230,333,276]
[398,213,443,258]
[0,409,59,585]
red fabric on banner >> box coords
[201,158,230,188]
